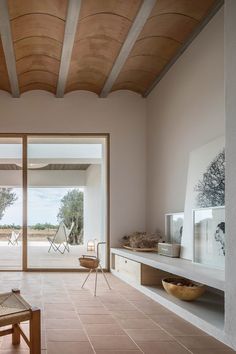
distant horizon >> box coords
[0,187,83,225]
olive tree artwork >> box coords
[181,137,225,260]
[195,149,225,208]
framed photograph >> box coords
[182,136,225,259]
[193,206,225,270]
[165,212,184,244]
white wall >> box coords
[225,0,236,349]
[83,164,102,245]
[146,8,225,235]
[145,6,236,349]
[0,90,147,247]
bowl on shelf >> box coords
[162,277,206,301]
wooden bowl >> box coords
[162,277,206,301]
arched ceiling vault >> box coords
[0,0,223,98]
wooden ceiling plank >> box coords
[0,0,20,97]
[144,0,224,97]
[100,0,156,98]
[56,0,81,98]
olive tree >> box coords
[0,188,17,220]
[57,189,83,244]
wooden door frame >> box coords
[0,133,110,272]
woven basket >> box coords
[79,256,99,269]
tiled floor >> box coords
[0,272,235,354]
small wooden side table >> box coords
[0,289,41,354]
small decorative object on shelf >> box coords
[165,212,184,244]
[162,277,205,301]
[158,242,181,257]
[122,231,163,252]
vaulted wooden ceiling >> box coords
[0,0,223,98]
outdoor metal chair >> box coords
[47,221,74,254]
[8,231,21,246]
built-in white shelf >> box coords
[111,248,227,345]
[145,285,224,330]
[111,248,225,291]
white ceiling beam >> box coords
[0,0,20,97]
[56,0,81,98]
[100,0,156,98]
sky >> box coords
[0,187,83,226]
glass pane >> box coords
[27,136,107,269]
[0,138,22,270]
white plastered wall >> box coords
[145,5,236,350]
[0,90,147,247]
[146,8,225,235]
[83,164,102,245]
[225,0,236,349]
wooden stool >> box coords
[0,289,41,354]
[79,242,111,296]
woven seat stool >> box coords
[79,242,111,296]
[0,289,41,354]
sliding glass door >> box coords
[0,135,109,270]
[0,137,23,270]
[27,136,108,270]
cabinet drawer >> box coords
[115,255,140,283]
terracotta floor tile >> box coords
[44,303,74,311]
[126,329,174,342]
[150,314,207,336]
[43,298,70,304]
[44,310,78,319]
[76,307,109,315]
[104,303,137,311]
[0,351,29,354]
[79,314,116,324]
[0,272,235,354]
[70,294,96,302]
[47,329,88,342]
[191,349,236,353]
[85,323,125,335]
[74,300,102,308]
[118,319,158,330]
[47,341,94,354]
[95,351,142,354]
[1,336,28,350]
[90,335,139,350]
[176,335,234,350]
[111,310,147,320]
[45,319,83,329]
[132,303,171,315]
[137,341,191,354]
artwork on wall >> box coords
[181,136,225,260]
[165,213,184,244]
[193,207,225,270]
